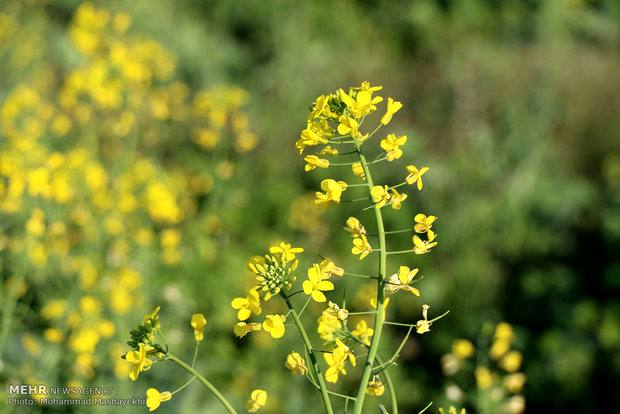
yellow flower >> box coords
[370,185,391,208]
[284,352,308,375]
[390,188,408,210]
[475,366,495,389]
[246,389,267,413]
[405,165,430,190]
[263,314,286,339]
[317,306,343,341]
[351,162,365,179]
[345,216,366,237]
[489,338,510,360]
[495,322,515,342]
[369,297,390,311]
[416,304,431,334]
[338,86,383,118]
[452,339,475,359]
[327,301,349,320]
[351,234,373,260]
[308,95,332,120]
[320,258,344,277]
[304,155,330,171]
[303,263,335,302]
[231,288,262,321]
[125,343,153,381]
[414,213,437,240]
[315,179,347,206]
[190,313,207,342]
[319,145,338,156]
[336,115,359,137]
[269,242,304,262]
[324,339,356,383]
[504,373,527,393]
[385,266,420,296]
[380,134,407,160]
[500,351,523,373]
[380,97,403,125]
[233,322,262,338]
[352,320,374,346]
[366,377,385,396]
[146,388,171,412]
[413,234,437,255]
[296,120,330,153]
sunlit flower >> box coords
[304,155,330,171]
[125,343,153,380]
[324,339,356,383]
[303,263,335,302]
[315,179,347,206]
[263,314,286,339]
[285,352,308,375]
[233,322,262,338]
[351,234,373,260]
[190,313,207,342]
[413,234,437,255]
[380,97,403,125]
[405,165,430,190]
[146,388,171,412]
[414,213,437,240]
[336,115,359,137]
[385,266,420,296]
[351,320,374,346]
[269,242,304,262]
[366,377,385,396]
[380,134,407,160]
[370,185,391,208]
[231,288,262,321]
[390,188,408,210]
[345,216,366,238]
[246,389,267,413]
[319,258,344,277]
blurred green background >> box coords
[1,0,619,413]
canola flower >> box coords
[124,81,449,414]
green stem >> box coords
[167,353,237,414]
[376,355,398,414]
[282,294,334,414]
[352,143,387,414]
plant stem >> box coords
[282,294,334,414]
[167,353,237,414]
[352,144,387,414]
[376,355,398,414]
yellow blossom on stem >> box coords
[246,389,267,413]
[413,234,438,255]
[285,352,308,375]
[351,234,373,260]
[385,266,420,296]
[315,179,347,206]
[452,339,475,359]
[416,304,431,334]
[125,343,152,381]
[414,213,437,240]
[352,320,374,346]
[475,366,495,389]
[319,145,338,156]
[233,322,262,338]
[336,115,359,137]
[302,263,335,302]
[370,185,391,208]
[320,258,344,277]
[405,165,430,190]
[263,314,286,339]
[366,377,385,396]
[324,339,356,383]
[190,313,207,342]
[231,288,262,321]
[380,134,407,161]
[269,242,304,262]
[389,188,408,210]
[345,216,366,237]
[338,87,383,119]
[352,162,365,179]
[380,97,403,125]
[304,155,330,171]
[146,388,172,412]
[318,306,343,341]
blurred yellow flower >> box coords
[315,179,347,206]
[452,339,475,359]
[352,320,374,346]
[146,388,171,412]
[475,366,495,389]
[247,389,267,413]
[285,352,308,375]
[304,155,330,171]
[191,313,207,342]
[233,322,262,338]
[366,377,385,396]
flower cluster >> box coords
[441,322,526,414]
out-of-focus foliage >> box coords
[1,0,619,413]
